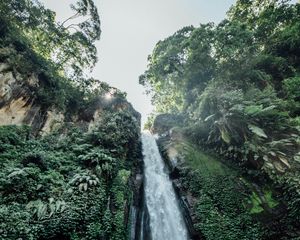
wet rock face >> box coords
[155,133,204,240]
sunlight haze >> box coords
[40,0,235,124]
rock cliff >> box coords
[0,60,140,135]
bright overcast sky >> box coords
[40,0,235,124]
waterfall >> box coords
[141,132,188,240]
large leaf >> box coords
[245,105,263,115]
[204,114,215,122]
[248,124,268,139]
[294,154,300,164]
[257,105,276,115]
[278,155,290,168]
[220,127,231,143]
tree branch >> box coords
[60,12,80,27]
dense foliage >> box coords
[0,0,112,113]
[0,2,143,239]
[141,0,300,239]
[0,0,100,80]
[158,133,300,239]
[0,109,140,240]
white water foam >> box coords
[142,132,188,240]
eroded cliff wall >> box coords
[0,59,140,135]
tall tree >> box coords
[0,0,101,82]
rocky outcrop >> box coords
[130,175,152,240]
[150,113,201,239]
[151,113,184,135]
[0,61,140,135]
[40,110,65,135]
[0,62,57,133]
[156,134,203,240]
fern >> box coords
[69,172,100,191]
[26,198,66,220]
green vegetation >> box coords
[0,2,141,239]
[248,190,279,214]
[0,0,123,113]
[0,0,299,238]
[0,0,100,81]
[142,0,300,238]
[0,110,140,239]
[163,137,283,239]
[176,141,226,174]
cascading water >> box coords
[141,132,188,240]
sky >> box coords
[40,0,235,124]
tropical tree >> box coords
[0,0,101,82]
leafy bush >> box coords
[22,151,48,171]
[0,109,140,240]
